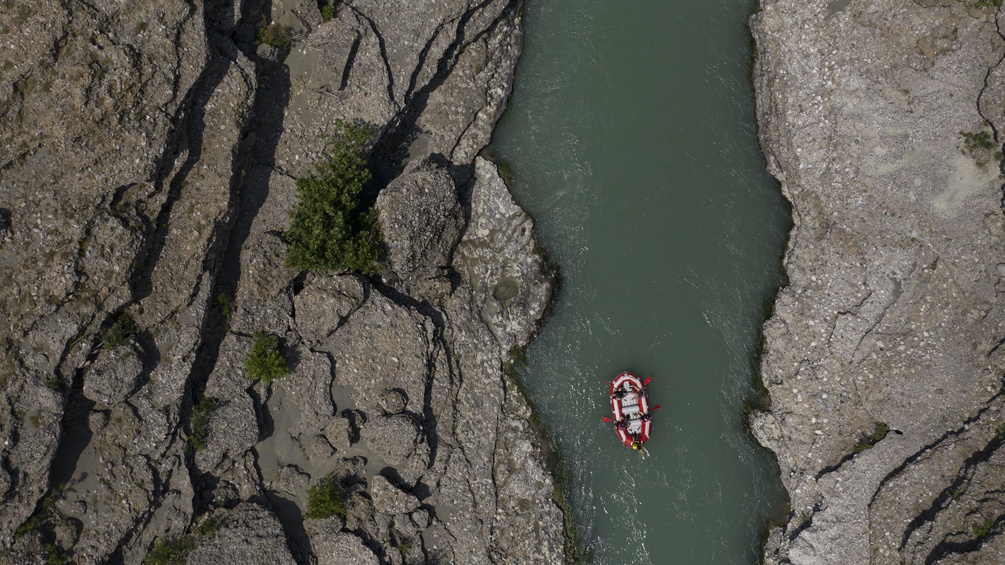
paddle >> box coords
[643,377,652,387]
[601,417,612,423]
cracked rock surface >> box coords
[752,1,1005,563]
[0,0,565,562]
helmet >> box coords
[631,443,639,450]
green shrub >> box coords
[45,543,67,565]
[285,120,381,274]
[255,22,291,49]
[397,538,412,560]
[973,516,995,539]
[215,292,234,324]
[195,517,220,537]
[854,422,890,452]
[103,312,138,349]
[961,130,996,153]
[144,536,196,565]
[244,332,288,384]
[321,2,335,22]
[305,475,347,519]
[15,483,66,539]
[188,396,217,451]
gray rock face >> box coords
[361,414,430,484]
[752,1,1005,563]
[187,503,297,565]
[0,0,565,562]
[377,158,465,298]
[83,346,144,407]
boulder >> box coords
[376,159,464,298]
[187,503,297,565]
[83,346,143,407]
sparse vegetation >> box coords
[973,516,995,539]
[959,128,1001,167]
[143,515,221,564]
[45,543,67,565]
[215,292,234,322]
[397,538,412,560]
[285,120,381,275]
[143,536,196,565]
[854,422,890,452]
[188,396,216,452]
[974,0,1003,9]
[195,517,219,537]
[255,21,292,49]
[15,483,66,539]
[321,2,335,22]
[103,312,138,349]
[305,474,347,519]
[961,130,996,153]
[244,332,288,384]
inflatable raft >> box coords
[608,371,652,450]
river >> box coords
[491,1,791,563]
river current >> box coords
[491,1,791,563]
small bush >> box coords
[305,475,347,519]
[15,483,66,539]
[854,422,890,452]
[255,22,291,49]
[285,120,381,274]
[397,538,412,560]
[45,544,67,565]
[103,312,138,349]
[188,396,217,452]
[215,292,234,322]
[195,517,219,537]
[144,536,196,565]
[961,130,996,153]
[973,516,995,539]
[321,2,335,22]
[244,332,288,384]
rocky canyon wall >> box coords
[752,1,1005,563]
[0,0,565,563]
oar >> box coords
[650,404,661,411]
[601,416,612,423]
[643,377,652,387]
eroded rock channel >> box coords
[0,0,564,562]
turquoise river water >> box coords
[491,1,792,563]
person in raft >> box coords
[611,385,628,400]
[615,414,628,429]
[631,440,642,451]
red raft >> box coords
[608,371,652,450]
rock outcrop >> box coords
[752,1,1005,563]
[0,0,565,562]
